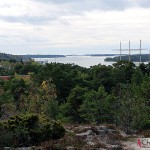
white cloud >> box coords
[0,0,150,54]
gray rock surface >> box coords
[72,125,123,149]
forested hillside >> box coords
[0,53,24,62]
[0,60,149,148]
[105,54,150,62]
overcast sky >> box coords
[0,0,150,55]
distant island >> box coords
[0,53,24,62]
[105,54,150,62]
[0,53,67,62]
[86,54,117,56]
[21,54,66,59]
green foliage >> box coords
[19,60,40,75]
[45,100,59,120]
[26,78,57,115]
[131,68,144,85]
[79,86,110,124]
[113,84,135,133]
[33,63,88,104]
[0,59,149,138]
[112,60,136,84]
[62,86,88,123]
[105,54,150,62]
[90,64,114,92]
[142,120,150,130]
[0,52,23,61]
[112,83,149,133]
[0,114,65,147]
[139,63,149,75]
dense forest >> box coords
[0,53,25,62]
[105,54,150,62]
[0,58,150,148]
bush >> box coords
[0,114,65,148]
[142,120,150,130]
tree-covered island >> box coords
[105,54,150,62]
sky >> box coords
[0,0,150,55]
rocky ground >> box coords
[121,141,141,150]
[4,124,146,150]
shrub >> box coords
[142,120,150,130]
[0,114,65,148]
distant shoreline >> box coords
[20,54,118,58]
[105,54,150,62]
[20,55,66,58]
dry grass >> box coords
[103,124,117,130]
[41,131,86,150]
[140,130,150,138]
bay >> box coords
[34,56,114,68]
